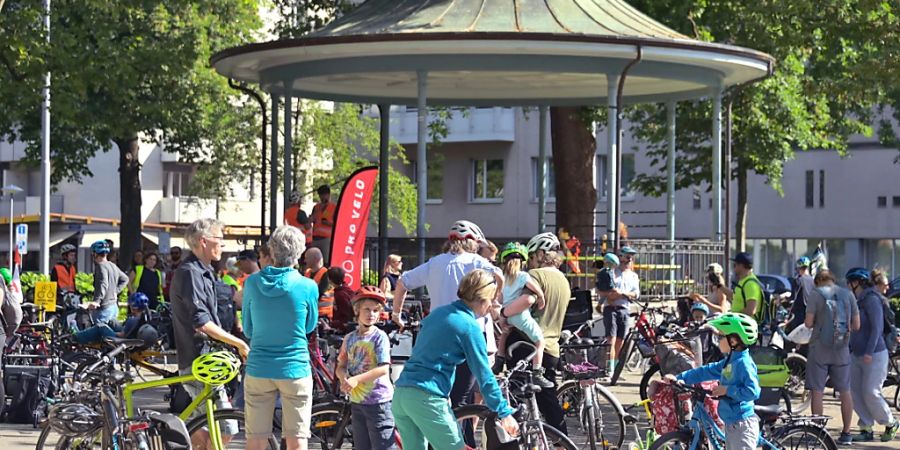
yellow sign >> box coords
[34,281,57,312]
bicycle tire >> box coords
[625,348,646,373]
[308,403,350,450]
[783,354,810,414]
[770,424,838,450]
[648,430,701,450]
[610,336,634,386]
[639,363,661,401]
[35,422,103,450]
[185,408,279,450]
[450,405,578,450]
[556,380,626,450]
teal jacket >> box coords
[677,349,760,424]
[243,266,319,379]
[396,301,515,418]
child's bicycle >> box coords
[622,398,656,450]
[648,381,837,450]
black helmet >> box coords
[48,403,103,437]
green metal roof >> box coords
[309,0,688,40]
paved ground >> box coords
[4,367,900,449]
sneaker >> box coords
[854,429,874,442]
[837,432,853,445]
[533,369,554,389]
[882,421,899,442]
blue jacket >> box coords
[677,349,760,424]
[850,288,886,357]
[396,301,514,418]
[243,266,319,379]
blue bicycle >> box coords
[648,381,837,450]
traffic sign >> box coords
[15,223,28,255]
[34,281,57,312]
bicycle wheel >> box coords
[625,348,646,373]
[308,403,351,450]
[770,424,838,450]
[882,374,900,411]
[610,337,635,386]
[648,430,698,450]
[639,363,662,401]
[185,408,279,450]
[784,354,810,413]
[35,422,103,450]
[556,381,626,450]
[528,423,579,450]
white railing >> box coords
[389,106,516,144]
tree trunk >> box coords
[550,107,597,242]
[735,159,748,252]
[116,135,142,271]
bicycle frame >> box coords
[681,398,778,450]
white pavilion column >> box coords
[666,101,677,297]
[712,88,723,241]
[606,75,619,248]
[416,70,428,267]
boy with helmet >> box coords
[52,243,78,292]
[667,313,761,450]
[336,286,398,450]
[88,240,128,325]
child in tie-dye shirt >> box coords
[336,286,397,450]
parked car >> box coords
[888,276,900,299]
[756,274,795,297]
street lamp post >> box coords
[2,184,24,270]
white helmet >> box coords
[707,262,724,274]
[526,232,560,254]
[225,256,238,272]
[289,190,301,204]
[60,244,77,255]
[449,220,486,243]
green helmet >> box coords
[500,242,528,262]
[708,312,758,346]
[0,267,11,285]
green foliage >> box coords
[624,0,898,197]
[20,272,50,294]
[75,272,94,296]
[891,297,900,327]
[362,269,379,287]
[269,0,354,38]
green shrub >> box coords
[20,272,50,293]
[362,269,379,287]
[75,272,95,296]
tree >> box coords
[551,107,598,242]
[624,0,899,249]
[0,0,262,268]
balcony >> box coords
[389,107,515,144]
[159,197,216,224]
[0,139,28,163]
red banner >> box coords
[329,166,379,291]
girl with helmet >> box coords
[846,267,899,442]
[495,242,552,388]
[335,286,398,449]
[667,312,762,450]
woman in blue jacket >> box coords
[393,269,518,450]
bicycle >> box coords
[36,337,280,450]
[648,381,837,450]
[556,319,627,450]
[622,398,657,450]
[610,301,676,386]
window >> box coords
[805,170,814,208]
[163,167,195,198]
[818,170,825,208]
[878,196,887,208]
[471,159,504,202]
[894,196,900,208]
[597,154,636,199]
[530,157,556,201]
[692,189,701,210]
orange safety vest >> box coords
[305,267,334,319]
[53,263,76,291]
[310,202,336,239]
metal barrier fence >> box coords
[565,239,726,300]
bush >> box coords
[20,272,50,294]
[75,272,95,296]
[362,269,379,287]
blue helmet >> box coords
[845,267,870,282]
[128,292,150,309]
[796,256,811,268]
[691,303,710,316]
[603,252,620,266]
[90,240,110,255]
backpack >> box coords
[814,286,851,349]
[4,370,51,424]
[595,268,614,292]
[213,280,236,334]
[736,276,774,330]
[879,293,899,354]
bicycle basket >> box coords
[191,351,240,386]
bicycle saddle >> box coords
[753,404,783,419]
[103,337,147,348]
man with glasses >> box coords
[597,246,641,378]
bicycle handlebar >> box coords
[78,343,128,381]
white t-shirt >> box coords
[610,268,641,307]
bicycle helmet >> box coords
[707,312,758,346]
[525,232,560,254]
[128,292,150,309]
[0,267,11,285]
[191,351,241,386]
[620,246,638,255]
[603,253,620,266]
[500,242,528,262]
[706,262,724,274]
[48,403,103,437]
[290,190,301,204]
[225,256,238,273]
[795,256,811,268]
[845,267,870,282]
[691,303,710,316]
[90,240,110,255]
[60,243,77,255]
[136,324,160,347]
[352,285,387,307]
[448,220,486,243]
